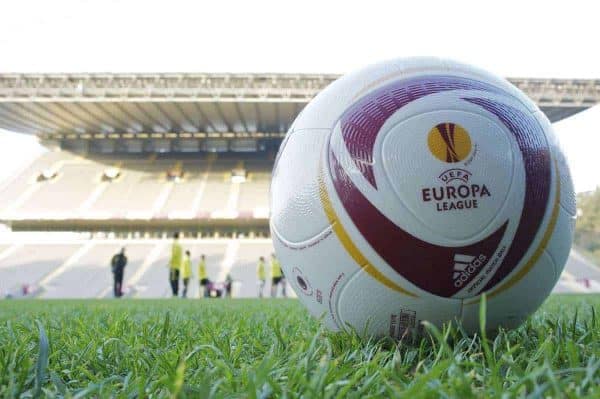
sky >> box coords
[1,0,599,77]
[0,0,598,191]
[554,106,600,193]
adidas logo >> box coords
[452,254,476,280]
[452,253,487,288]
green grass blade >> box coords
[33,320,49,399]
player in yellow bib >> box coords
[198,254,210,298]
[257,256,266,298]
[169,232,183,297]
[181,250,192,298]
[270,253,286,298]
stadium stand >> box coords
[1,147,600,298]
[238,160,271,218]
[159,159,212,219]
[0,151,272,223]
[0,73,599,298]
[0,146,281,298]
[86,160,170,219]
[0,151,79,217]
[18,161,102,219]
[0,242,80,297]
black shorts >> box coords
[272,276,283,285]
[200,278,210,286]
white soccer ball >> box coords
[270,58,575,337]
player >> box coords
[169,232,182,297]
[181,250,192,298]
[224,273,233,298]
[281,269,287,298]
[198,254,210,298]
[111,247,127,298]
[270,253,285,298]
[257,256,266,298]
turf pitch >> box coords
[1,295,600,398]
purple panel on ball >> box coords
[329,151,508,298]
[338,75,504,188]
[463,98,552,294]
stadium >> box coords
[0,73,599,299]
[3,66,600,397]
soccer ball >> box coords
[270,58,575,336]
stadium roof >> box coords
[0,73,598,138]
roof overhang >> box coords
[0,73,598,137]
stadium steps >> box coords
[79,181,110,214]
[78,161,123,214]
[123,241,167,297]
[0,243,23,263]
[217,239,240,281]
[3,183,43,218]
[17,160,104,218]
[152,182,175,217]
[0,242,82,298]
[151,161,182,217]
[37,241,96,297]
[0,151,273,222]
[189,158,214,217]
[0,151,71,214]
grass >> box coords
[1,296,600,398]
